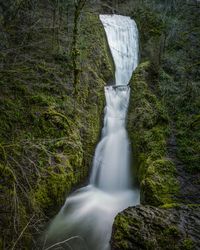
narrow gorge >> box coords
[0,1,199,250]
[42,14,139,250]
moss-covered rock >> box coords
[111,205,200,250]
[111,1,200,249]
[128,62,178,206]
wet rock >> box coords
[111,205,200,250]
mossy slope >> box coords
[128,62,178,206]
[111,1,200,249]
[0,5,113,249]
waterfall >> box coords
[90,15,138,192]
[99,15,138,86]
[89,86,132,192]
[43,14,139,250]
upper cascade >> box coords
[100,14,139,86]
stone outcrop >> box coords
[111,205,200,250]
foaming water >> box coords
[90,86,131,191]
[44,186,139,250]
[42,15,139,250]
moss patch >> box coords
[128,62,179,206]
[111,206,199,250]
[0,6,114,249]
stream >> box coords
[42,14,139,250]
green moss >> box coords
[113,214,141,250]
[112,1,199,248]
[161,203,180,209]
[32,165,76,212]
[175,113,200,172]
[143,159,178,204]
[78,12,114,83]
[113,207,198,250]
[182,238,194,250]
[0,8,114,249]
[128,62,179,206]
[163,226,179,237]
[157,225,181,250]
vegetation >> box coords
[112,207,197,250]
[129,0,200,173]
[128,62,179,206]
[111,0,200,249]
[123,0,200,204]
[0,1,114,248]
[0,0,199,249]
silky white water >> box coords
[43,14,139,250]
[99,15,138,86]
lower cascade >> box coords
[43,14,139,250]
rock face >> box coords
[110,0,200,249]
[111,205,200,250]
[127,62,178,207]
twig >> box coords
[11,215,35,250]
[9,156,32,191]
[43,235,88,250]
